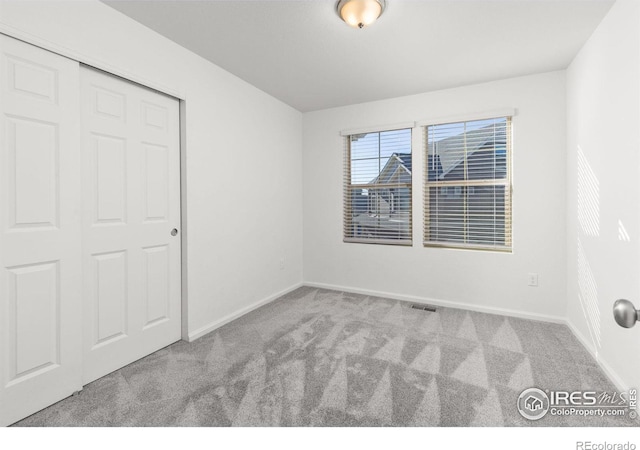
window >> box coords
[424,117,512,251]
[344,128,412,245]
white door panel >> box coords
[0,35,82,427]
[81,67,181,384]
[0,39,182,425]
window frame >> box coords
[343,127,413,246]
[423,116,513,252]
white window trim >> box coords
[339,121,416,137]
[417,108,516,128]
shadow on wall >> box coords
[576,145,601,355]
[618,220,631,242]
[577,145,600,237]
[577,237,601,353]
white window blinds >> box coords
[424,117,512,251]
[344,128,412,245]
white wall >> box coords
[303,72,568,321]
[0,1,303,339]
[566,0,640,391]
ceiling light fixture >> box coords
[336,0,386,29]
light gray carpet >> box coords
[13,287,637,427]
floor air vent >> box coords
[411,304,437,312]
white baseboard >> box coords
[187,282,303,342]
[564,319,629,393]
[303,281,566,324]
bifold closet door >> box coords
[80,67,181,384]
[0,35,83,426]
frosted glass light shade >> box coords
[337,0,385,29]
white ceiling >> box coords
[103,0,613,112]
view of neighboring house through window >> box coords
[424,117,512,251]
[344,128,412,245]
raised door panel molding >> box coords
[92,251,128,348]
[6,116,59,230]
[143,142,169,223]
[142,101,168,131]
[142,245,170,329]
[93,86,125,121]
[5,261,60,387]
[93,134,127,225]
[6,55,58,103]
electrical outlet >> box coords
[528,273,539,287]
[279,257,285,270]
